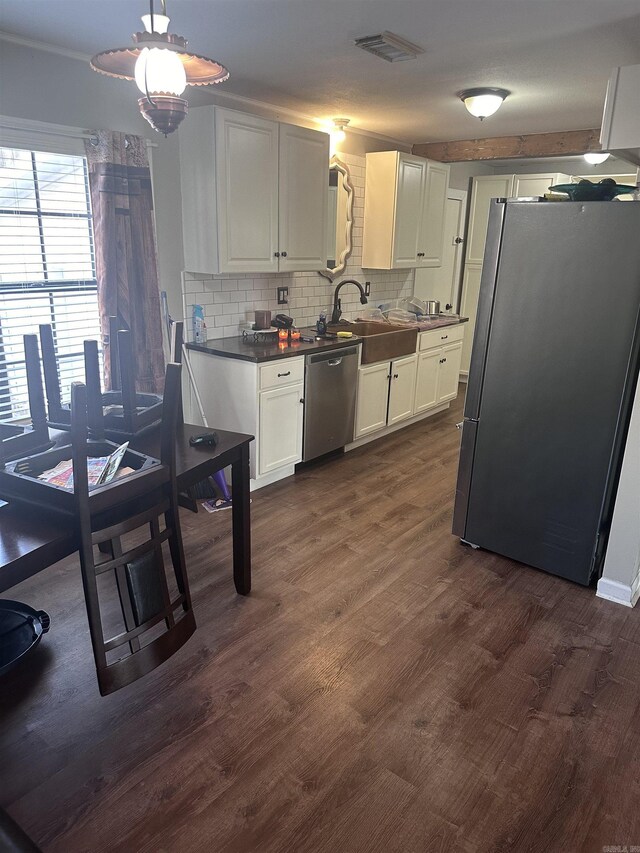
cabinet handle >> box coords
[441,358,447,364]
[454,237,464,244]
[417,252,425,257]
[387,374,392,380]
[274,251,280,257]
[441,335,448,340]
[393,373,399,379]
[277,371,291,377]
[299,398,305,404]
[281,251,288,258]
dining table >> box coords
[0,422,254,595]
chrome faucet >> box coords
[331,279,368,325]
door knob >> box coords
[274,252,280,257]
[281,251,288,257]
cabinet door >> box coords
[355,361,390,438]
[438,342,463,403]
[278,123,330,272]
[512,173,567,198]
[258,383,304,474]
[215,109,279,274]
[391,155,425,268]
[388,354,418,425]
[418,161,450,267]
[466,175,514,265]
[460,265,483,375]
[414,348,441,414]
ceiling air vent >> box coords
[354,31,424,62]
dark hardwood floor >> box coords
[2,388,639,852]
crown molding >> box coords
[0,30,90,62]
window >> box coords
[0,146,101,420]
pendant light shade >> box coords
[458,87,510,120]
[90,2,229,136]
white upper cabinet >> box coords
[465,175,514,265]
[179,106,329,274]
[465,172,570,266]
[600,64,640,166]
[419,161,450,267]
[362,151,449,270]
[278,123,329,272]
[216,109,279,274]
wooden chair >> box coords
[39,322,163,439]
[72,362,196,696]
[0,334,51,463]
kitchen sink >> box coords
[327,321,418,365]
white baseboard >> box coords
[596,576,640,608]
[250,464,296,491]
[346,402,450,452]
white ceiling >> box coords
[1,0,639,145]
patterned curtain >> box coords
[84,131,165,393]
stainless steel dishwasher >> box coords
[303,346,359,462]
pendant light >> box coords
[458,87,510,120]
[90,0,229,136]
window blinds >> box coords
[0,146,101,420]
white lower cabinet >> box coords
[388,354,418,424]
[355,354,418,438]
[417,327,465,408]
[354,326,465,442]
[414,348,441,413]
[188,350,305,488]
[355,361,390,437]
[415,342,463,411]
[258,383,304,474]
[438,342,464,402]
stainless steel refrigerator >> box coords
[452,198,640,585]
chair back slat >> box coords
[83,340,105,440]
[24,334,47,431]
[39,324,63,421]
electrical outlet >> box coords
[364,281,371,297]
[277,286,289,305]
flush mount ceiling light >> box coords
[583,152,611,165]
[354,31,424,62]
[458,87,510,120]
[90,0,229,136]
[332,118,350,144]
[329,118,350,156]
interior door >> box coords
[414,191,467,309]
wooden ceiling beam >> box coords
[412,129,602,162]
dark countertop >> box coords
[185,316,468,364]
[186,329,363,363]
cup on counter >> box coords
[278,328,289,341]
[254,309,272,330]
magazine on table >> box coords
[38,442,131,490]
